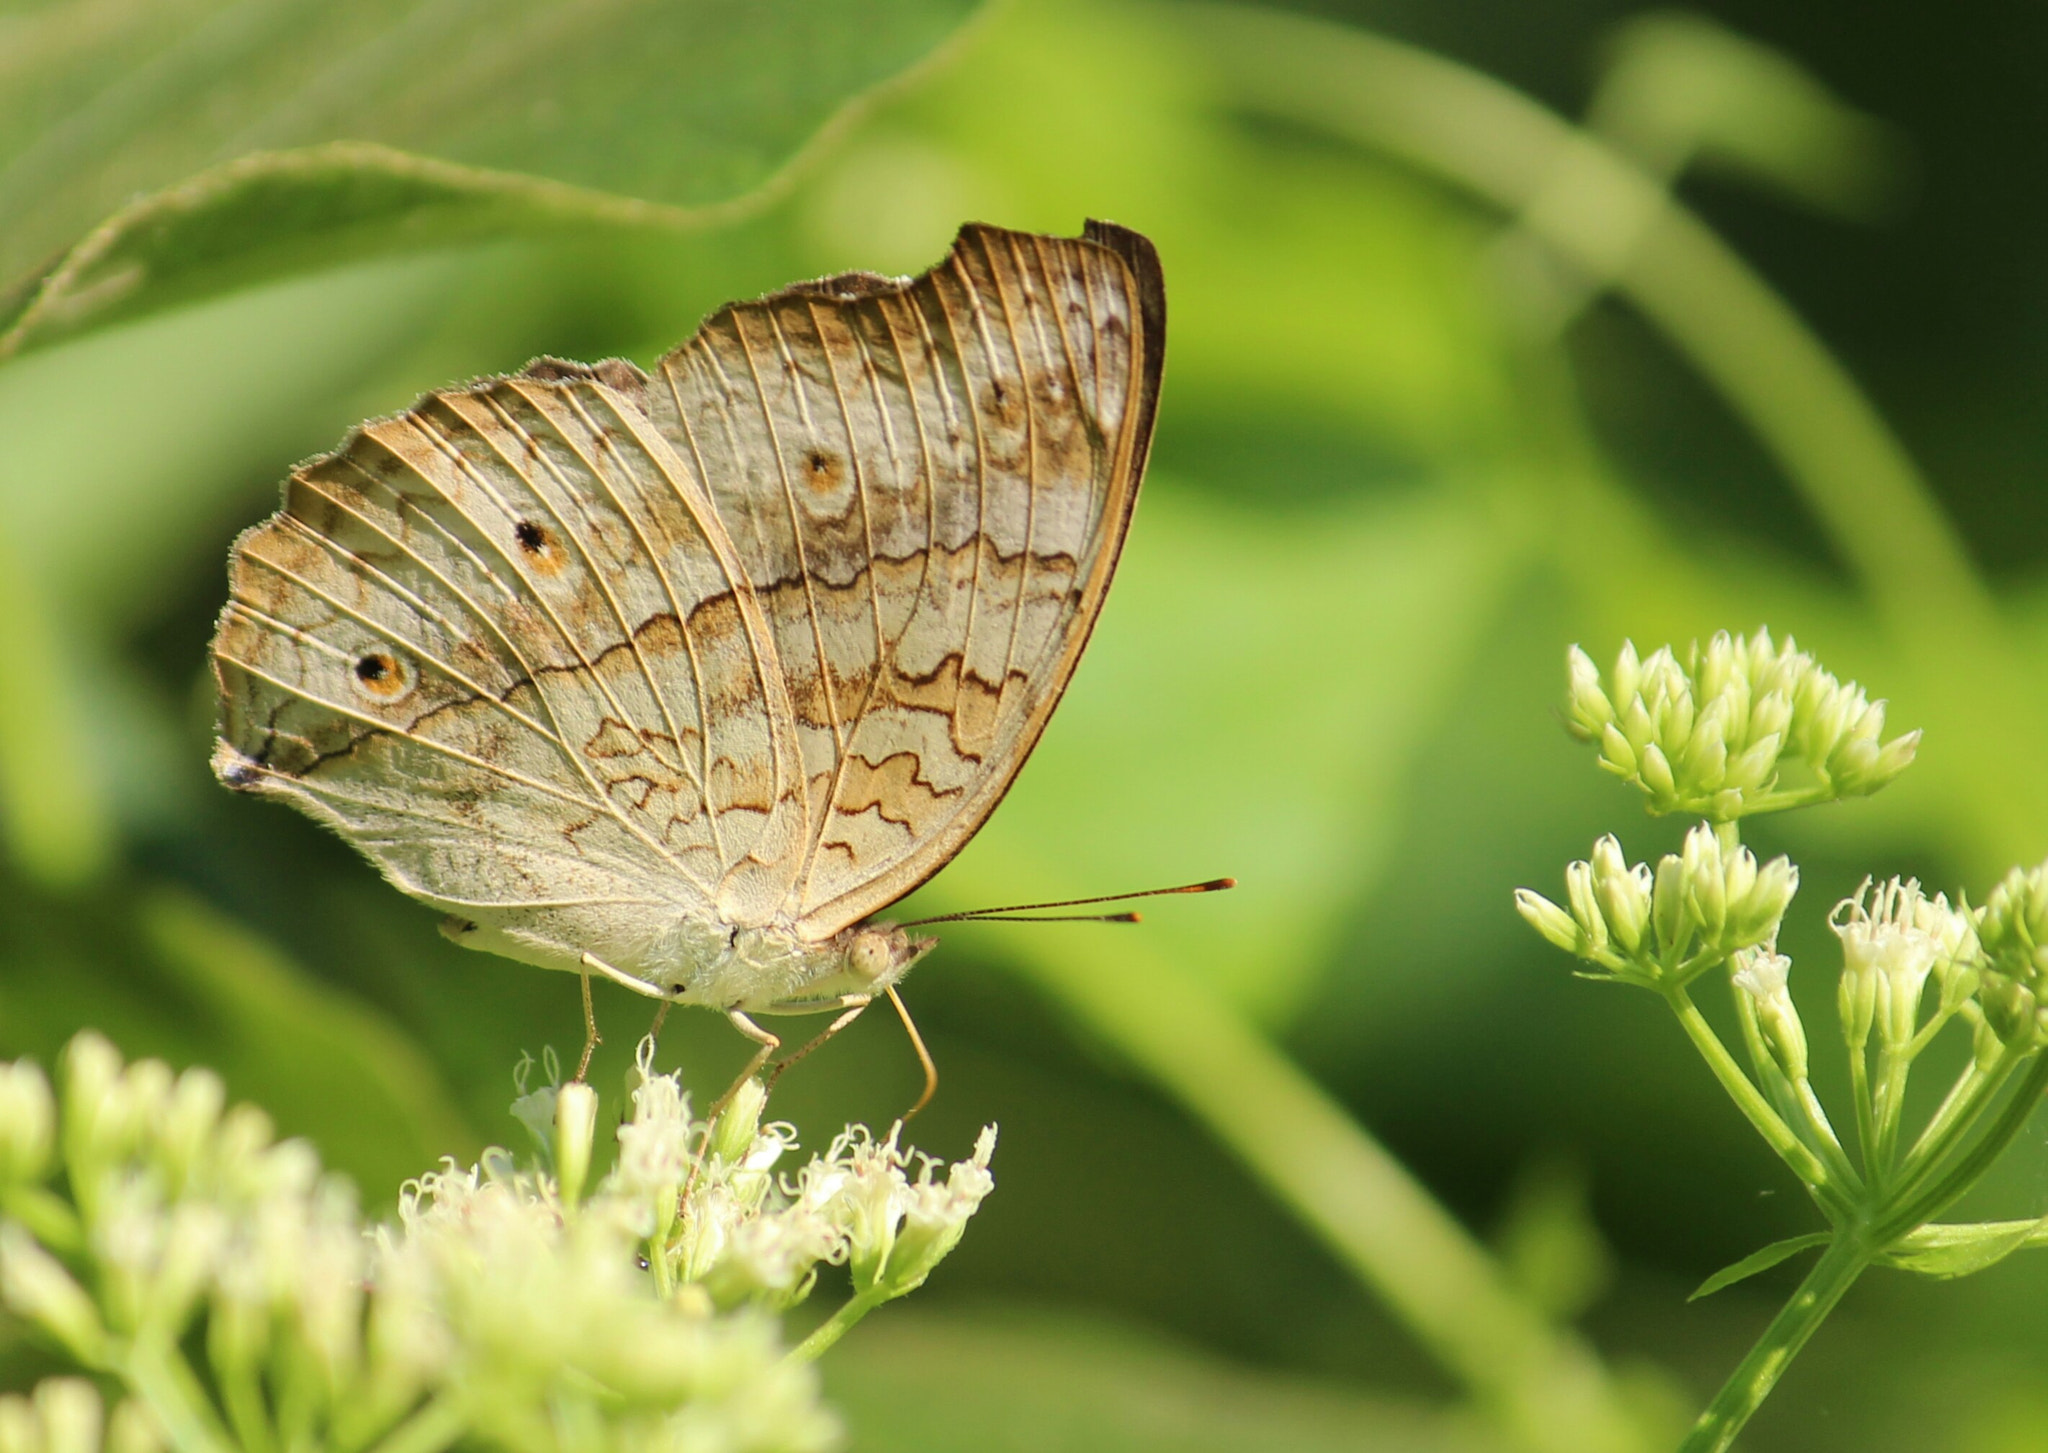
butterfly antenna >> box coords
[900,877,1234,927]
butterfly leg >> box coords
[764,996,874,1092]
[708,1009,782,1125]
[573,970,601,1082]
[887,987,939,1123]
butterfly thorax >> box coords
[667,918,936,1013]
[441,905,935,1013]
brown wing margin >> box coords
[794,219,1164,935]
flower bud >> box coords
[1564,646,1613,740]
[0,1063,54,1187]
[554,1082,599,1212]
[157,1069,225,1196]
[1564,860,1608,957]
[1589,836,1652,956]
[0,1223,107,1363]
[106,1403,162,1453]
[1682,824,1728,943]
[1731,856,1799,949]
[708,1077,768,1169]
[1653,853,1692,960]
[1732,947,1808,1081]
[32,1382,99,1453]
[1514,890,1580,955]
[1979,861,2048,986]
[1979,973,2037,1048]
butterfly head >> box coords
[845,922,938,991]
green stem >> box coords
[1878,1051,2048,1241]
[1891,1044,2020,1205]
[1187,0,2048,876]
[1730,985,1858,1192]
[1870,1041,1912,1185]
[1665,989,1847,1212]
[1679,1233,1870,1453]
[215,1365,275,1453]
[1847,1039,1877,1178]
[786,1288,891,1364]
[123,1341,237,1453]
[982,927,1649,1453]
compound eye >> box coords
[849,931,895,981]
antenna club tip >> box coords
[1213,877,1237,891]
[1124,911,1143,924]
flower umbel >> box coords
[0,1033,1000,1453]
[1516,823,1796,987]
[1564,630,1919,819]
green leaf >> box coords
[1688,1233,1830,1300]
[0,0,983,355]
[1881,1218,2048,1280]
[0,143,719,360]
[135,887,475,1193]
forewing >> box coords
[648,221,1164,937]
[211,364,810,967]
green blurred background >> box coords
[4,0,2048,1448]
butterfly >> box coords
[209,221,1166,1103]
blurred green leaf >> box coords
[822,1311,1512,1453]
[0,0,984,355]
[917,484,1513,1022]
[1689,1233,1829,1301]
[136,886,474,1190]
[1495,1158,1615,1321]
[0,536,114,888]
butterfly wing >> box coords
[646,221,1164,938]
[211,363,811,975]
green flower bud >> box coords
[1732,947,1808,1082]
[1590,836,1652,956]
[1564,860,1608,957]
[157,1069,225,1197]
[1564,646,1613,740]
[32,1382,99,1453]
[1733,855,1800,947]
[0,1063,54,1187]
[1978,973,2036,1048]
[1639,742,1678,806]
[1653,853,1692,960]
[0,1223,107,1363]
[709,1077,768,1168]
[554,1082,598,1212]
[1979,861,2048,986]
[1683,824,1728,943]
[106,1402,162,1453]
[1514,890,1580,955]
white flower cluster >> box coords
[592,1039,999,1317]
[1564,630,1919,818]
[1515,822,1798,987]
[1831,877,1982,1056]
[0,1033,999,1453]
